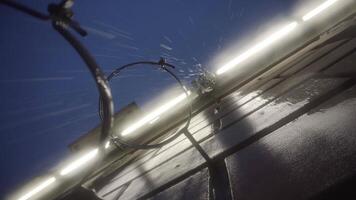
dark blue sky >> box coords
[0,0,302,197]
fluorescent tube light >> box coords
[149,116,160,124]
[18,177,56,200]
[60,148,98,176]
[303,0,339,21]
[216,22,298,75]
[121,92,190,136]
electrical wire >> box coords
[0,0,115,198]
[0,0,50,20]
[98,59,193,149]
[0,1,194,198]
[0,0,113,149]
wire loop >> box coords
[99,58,193,149]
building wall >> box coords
[92,15,356,200]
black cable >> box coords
[99,60,175,120]
[0,0,112,148]
[53,23,114,145]
[0,0,115,196]
[0,0,50,20]
[99,59,193,149]
[1,0,194,195]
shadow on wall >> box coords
[209,93,296,200]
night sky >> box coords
[0,0,307,197]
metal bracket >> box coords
[183,128,212,163]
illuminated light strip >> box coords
[216,22,298,75]
[60,148,99,176]
[18,177,56,200]
[149,116,160,124]
[121,92,190,136]
[14,0,347,195]
[303,0,339,21]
